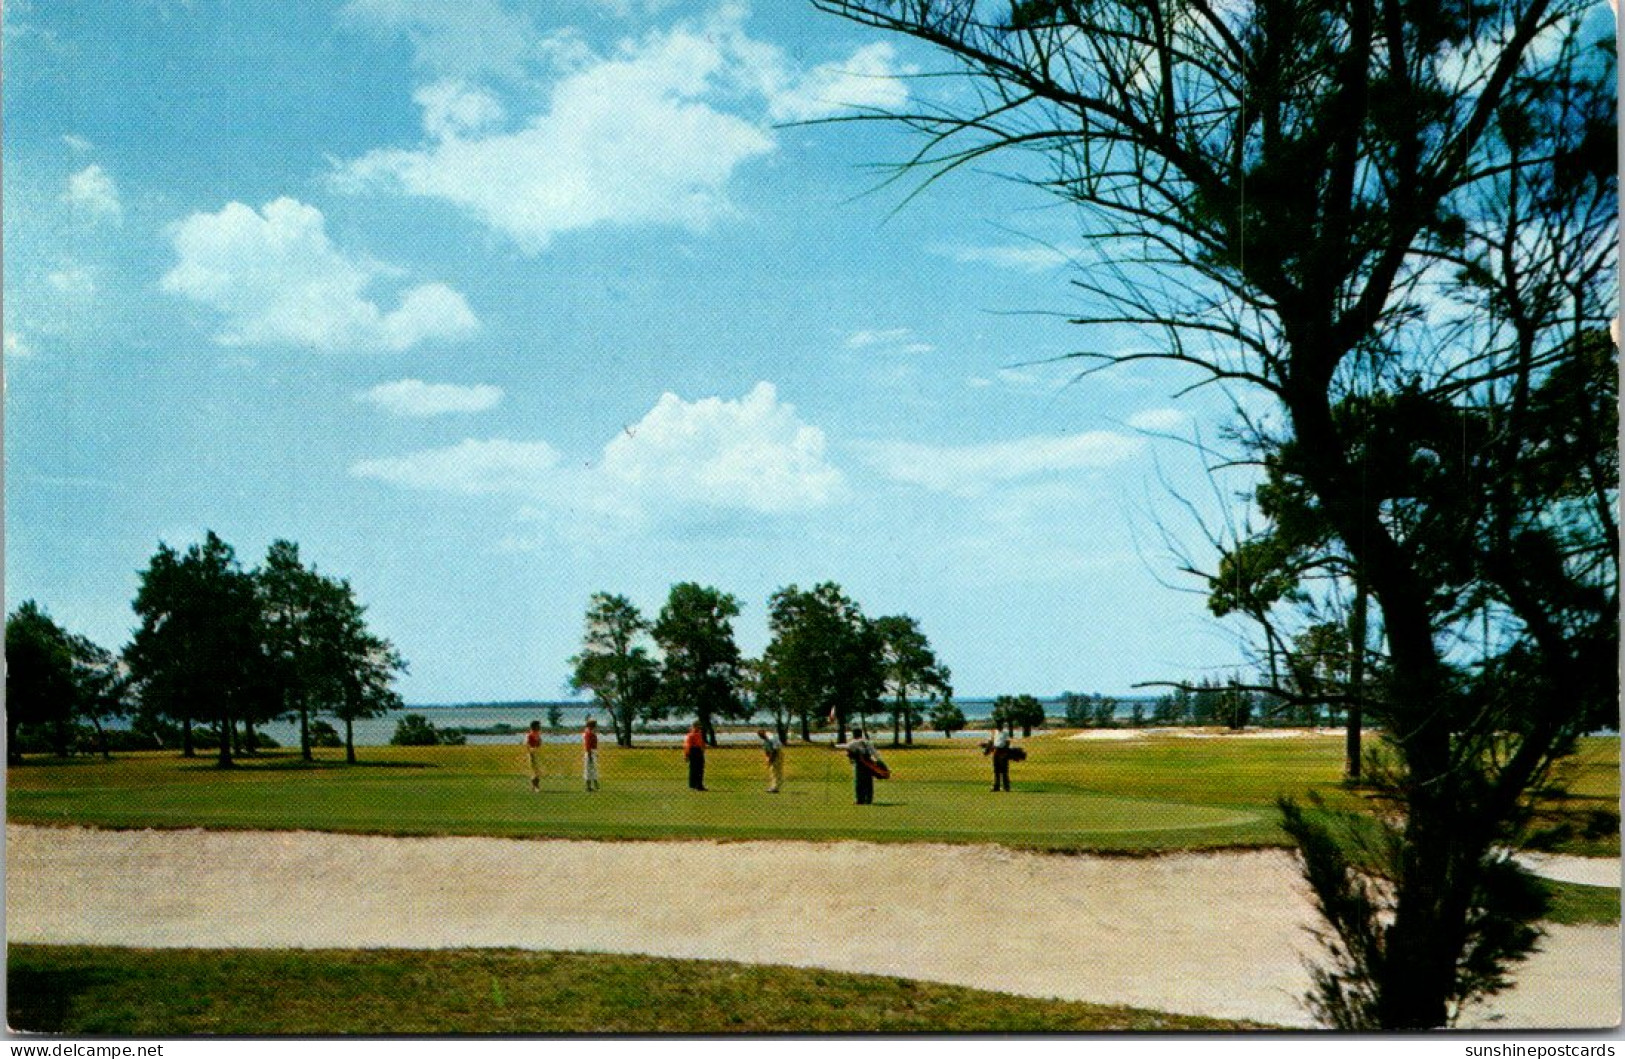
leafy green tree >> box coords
[764,582,884,742]
[1152,691,1189,727]
[257,540,337,761]
[569,593,659,747]
[6,601,77,760]
[126,533,264,768]
[390,713,465,746]
[992,694,1046,737]
[546,704,564,730]
[1061,692,1120,728]
[321,585,406,765]
[652,583,745,746]
[68,634,131,759]
[818,0,1615,1026]
[873,614,953,745]
[308,719,344,748]
[929,699,967,739]
[742,656,793,743]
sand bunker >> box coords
[7,825,1617,1030]
[1066,728,1347,741]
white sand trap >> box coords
[7,825,1617,1030]
[1516,852,1623,889]
[1172,728,1343,739]
[1066,728,1349,741]
[1067,729,1147,741]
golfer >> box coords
[757,728,784,793]
[839,726,878,805]
[524,720,543,791]
[582,718,601,792]
[683,721,707,791]
[990,725,1012,792]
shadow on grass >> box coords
[7,964,106,1034]
[176,758,437,772]
[7,757,117,769]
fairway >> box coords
[10,732,1618,853]
[9,731,1350,851]
[9,733,1619,1032]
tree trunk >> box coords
[1378,726,1480,1028]
[800,711,811,742]
[216,711,235,768]
[182,716,195,758]
[345,718,357,765]
[891,706,901,747]
[93,718,110,760]
[1347,571,1368,781]
[1290,385,1474,1027]
[299,702,312,762]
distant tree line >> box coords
[570,581,953,747]
[6,531,405,766]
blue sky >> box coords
[4,0,1269,702]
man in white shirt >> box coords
[991,726,1012,792]
[757,728,784,793]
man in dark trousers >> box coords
[683,721,707,791]
[990,725,1012,792]
[840,726,877,805]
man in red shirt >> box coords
[524,721,543,792]
[683,722,707,791]
[582,718,601,792]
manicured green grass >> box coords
[1541,879,1622,926]
[7,945,1272,1034]
[9,733,1617,855]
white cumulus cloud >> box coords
[844,327,934,355]
[601,381,843,513]
[63,165,121,221]
[47,266,96,297]
[938,242,1078,272]
[761,41,911,122]
[341,0,538,82]
[335,9,909,252]
[415,80,506,139]
[351,381,843,520]
[352,438,561,494]
[1127,408,1190,432]
[860,432,1143,495]
[161,197,478,352]
[357,379,504,416]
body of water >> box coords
[247,699,1154,748]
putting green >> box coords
[10,735,1613,853]
[10,741,1271,850]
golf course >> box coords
[9,729,1620,1033]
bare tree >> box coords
[815,0,1615,1028]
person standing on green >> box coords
[838,726,878,805]
[582,718,601,792]
[757,728,784,793]
[683,722,707,791]
[524,721,543,792]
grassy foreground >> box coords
[7,945,1270,1034]
[10,731,1616,854]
